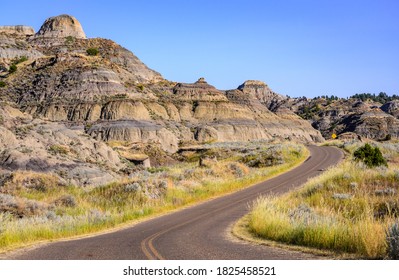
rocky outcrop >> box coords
[381,100,399,118]
[0,30,43,73]
[0,105,123,186]
[173,78,227,101]
[2,39,162,104]
[237,80,287,111]
[88,120,179,153]
[341,110,399,139]
[18,66,129,105]
[0,26,35,36]
[35,15,86,39]
[289,98,399,140]
[101,101,151,120]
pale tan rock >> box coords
[238,80,286,110]
[178,103,196,122]
[212,121,271,142]
[193,102,254,121]
[0,26,35,36]
[35,15,86,39]
[68,103,102,121]
[101,101,151,120]
[164,103,181,121]
[0,127,18,149]
[146,102,170,120]
[88,120,179,153]
[194,125,218,142]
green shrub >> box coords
[86,48,99,56]
[384,134,392,141]
[12,56,28,65]
[137,84,144,91]
[353,143,387,167]
[0,81,6,88]
[65,36,75,44]
[9,64,17,74]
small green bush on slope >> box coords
[86,48,99,56]
[354,143,387,167]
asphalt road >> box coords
[7,145,343,260]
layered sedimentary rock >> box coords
[0,26,35,36]
[0,26,42,73]
[290,98,399,140]
[173,78,228,101]
[0,14,326,186]
[381,100,399,118]
[237,80,287,111]
[88,120,179,153]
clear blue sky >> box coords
[2,0,398,97]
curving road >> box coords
[6,145,343,260]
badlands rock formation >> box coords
[381,100,399,118]
[0,105,123,186]
[0,14,324,186]
[0,26,35,36]
[288,98,399,140]
[35,14,86,39]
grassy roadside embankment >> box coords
[0,142,308,253]
[244,140,399,259]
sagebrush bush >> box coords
[1,172,60,194]
[54,195,77,208]
[0,194,47,217]
[241,150,284,168]
[124,182,141,193]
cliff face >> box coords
[381,100,399,118]
[289,98,399,140]
[0,14,324,185]
[81,77,324,153]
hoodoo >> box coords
[35,14,86,39]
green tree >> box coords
[353,144,387,167]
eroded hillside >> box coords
[0,15,324,186]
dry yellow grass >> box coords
[248,141,399,259]
[0,142,308,252]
